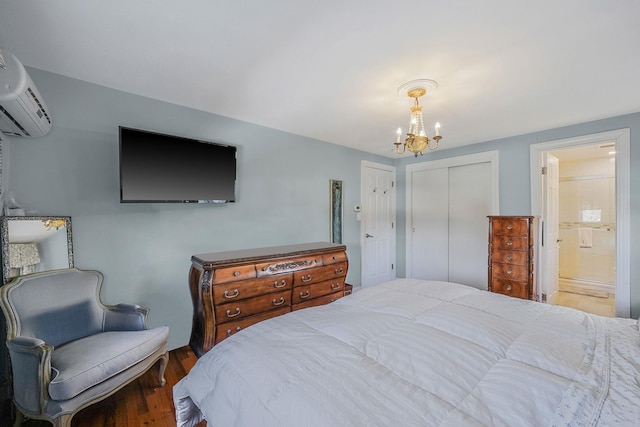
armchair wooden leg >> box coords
[52,413,73,427]
[158,351,169,387]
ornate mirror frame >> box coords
[1,216,74,284]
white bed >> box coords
[174,278,640,426]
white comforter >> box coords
[174,279,640,426]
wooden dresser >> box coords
[487,216,537,300]
[188,242,348,357]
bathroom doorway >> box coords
[550,144,616,316]
[530,128,630,318]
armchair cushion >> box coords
[49,326,169,401]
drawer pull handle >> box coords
[506,241,513,246]
[226,326,242,337]
[299,290,311,299]
[506,285,513,291]
[223,289,239,299]
[301,275,313,283]
[506,255,513,261]
[233,271,241,276]
[507,224,513,230]
[334,267,344,274]
[273,280,287,288]
[226,308,241,318]
[331,283,341,290]
[506,269,513,275]
[272,297,286,306]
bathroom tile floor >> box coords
[556,290,616,317]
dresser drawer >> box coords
[492,279,529,299]
[292,278,345,304]
[212,274,293,303]
[491,236,529,251]
[491,263,528,282]
[491,250,527,266]
[491,218,530,236]
[293,262,347,286]
[215,289,290,322]
[212,264,256,284]
[256,255,322,277]
[322,251,348,265]
[292,290,343,311]
[214,306,290,344]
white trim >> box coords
[405,151,500,277]
[360,160,397,286]
[530,129,630,317]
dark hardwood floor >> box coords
[4,346,205,427]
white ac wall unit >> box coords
[0,49,52,137]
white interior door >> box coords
[542,153,560,304]
[361,162,396,287]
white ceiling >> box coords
[1,1,639,158]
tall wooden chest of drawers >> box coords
[188,242,348,357]
[487,216,537,300]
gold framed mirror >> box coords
[1,216,74,284]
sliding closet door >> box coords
[448,162,492,288]
[410,168,449,280]
[406,152,498,290]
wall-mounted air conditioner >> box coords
[0,49,52,138]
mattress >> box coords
[174,278,640,426]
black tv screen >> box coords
[119,127,236,203]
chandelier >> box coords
[394,79,442,156]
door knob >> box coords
[365,233,374,238]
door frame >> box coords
[405,151,500,277]
[360,160,397,287]
[530,128,631,317]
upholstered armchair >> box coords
[0,268,169,427]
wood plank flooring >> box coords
[15,346,205,427]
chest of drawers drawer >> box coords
[214,289,291,323]
[491,250,527,266]
[491,263,528,282]
[490,218,530,236]
[491,236,529,251]
[212,274,293,302]
[212,264,257,284]
[293,278,345,304]
[214,306,291,344]
[322,251,348,265]
[292,290,344,311]
[293,262,347,286]
[256,255,322,277]
[492,279,529,299]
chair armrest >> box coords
[7,337,53,414]
[104,303,149,331]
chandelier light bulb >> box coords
[435,122,441,137]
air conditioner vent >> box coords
[0,105,30,136]
[26,87,51,124]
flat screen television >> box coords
[119,127,236,203]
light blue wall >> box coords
[2,68,391,349]
[3,68,639,359]
[393,113,640,318]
